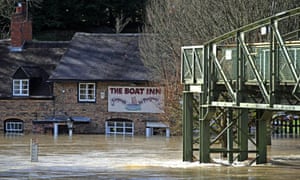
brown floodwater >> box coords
[0,134,299,179]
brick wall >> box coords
[0,99,53,133]
[53,82,159,135]
[0,82,160,135]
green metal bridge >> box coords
[181,7,300,164]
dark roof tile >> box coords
[0,40,67,97]
[49,33,149,82]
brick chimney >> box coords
[10,1,32,51]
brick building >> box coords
[0,4,166,136]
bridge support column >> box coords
[183,91,193,162]
[238,109,248,161]
[227,109,234,163]
[199,117,210,163]
[199,92,210,163]
[256,110,271,164]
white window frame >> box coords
[13,79,29,96]
[78,83,96,102]
[105,120,134,135]
[5,121,23,133]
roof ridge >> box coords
[74,32,141,37]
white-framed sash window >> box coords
[105,120,134,135]
[13,79,29,96]
[5,120,24,134]
[78,83,96,102]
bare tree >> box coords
[0,0,16,38]
[115,11,131,33]
[0,0,42,39]
[140,0,300,134]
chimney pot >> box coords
[15,2,23,13]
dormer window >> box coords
[13,79,29,96]
[12,66,52,98]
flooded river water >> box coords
[0,134,299,179]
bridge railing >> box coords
[181,42,300,85]
[219,42,300,83]
[181,46,204,85]
[181,7,300,164]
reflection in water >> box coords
[0,134,299,179]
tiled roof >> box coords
[49,33,150,82]
[0,33,150,98]
[0,40,67,98]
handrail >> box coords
[206,7,300,44]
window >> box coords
[13,79,29,96]
[105,119,134,135]
[4,119,24,134]
[78,83,96,102]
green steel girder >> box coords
[272,20,298,81]
[269,23,279,106]
[182,7,300,165]
[181,46,204,85]
[182,86,193,162]
[211,44,236,102]
[237,32,270,104]
[206,7,300,45]
[237,109,249,161]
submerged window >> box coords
[4,119,24,134]
[105,119,134,135]
[78,83,96,102]
[13,79,29,96]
